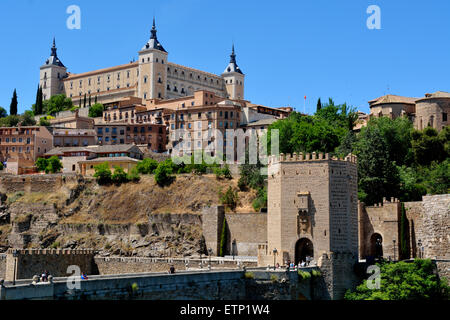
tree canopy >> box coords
[345,259,449,300]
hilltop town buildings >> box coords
[369,91,450,131]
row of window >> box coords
[171,121,234,130]
[0,137,32,144]
[1,146,31,153]
[173,110,236,121]
[69,70,136,89]
[167,68,222,87]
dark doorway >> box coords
[295,238,314,264]
[370,233,383,258]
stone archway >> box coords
[370,233,383,258]
[295,238,314,265]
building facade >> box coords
[39,19,245,106]
[0,126,53,174]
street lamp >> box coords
[12,250,19,286]
[393,239,396,261]
[273,248,278,270]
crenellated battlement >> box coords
[6,248,95,256]
[268,152,357,165]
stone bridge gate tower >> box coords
[258,152,359,299]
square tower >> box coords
[261,152,358,266]
[138,18,168,100]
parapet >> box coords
[268,153,357,165]
[7,248,95,255]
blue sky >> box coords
[0,0,449,115]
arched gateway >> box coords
[295,238,314,264]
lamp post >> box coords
[12,250,19,286]
[208,248,212,270]
[393,239,396,261]
[273,248,278,270]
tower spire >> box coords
[51,37,57,57]
[230,43,236,64]
[142,17,167,52]
[151,16,157,39]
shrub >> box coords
[252,187,267,212]
[35,157,48,172]
[270,274,278,282]
[0,162,3,170]
[93,162,112,185]
[154,160,175,186]
[214,164,232,180]
[46,156,63,173]
[111,166,128,184]
[219,186,239,211]
[39,117,51,127]
[244,272,254,279]
[345,259,450,300]
[127,167,141,182]
[298,270,311,281]
[311,270,321,277]
[219,217,227,257]
[88,103,104,118]
[136,158,158,174]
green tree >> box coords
[0,115,20,127]
[0,106,7,118]
[45,94,73,115]
[219,217,228,257]
[136,158,159,174]
[111,166,128,184]
[10,89,18,116]
[355,125,400,205]
[20,111,36,126]
[316,98,322,112]
[88,103,104,118]
[411,127,447,166]
[154,160,175,186]
[39,117,51,127]
[34,85,44,115]
[35,158,48,172]
[219,186,239,211]
[45,156,63,173]
[345,259,449,300]
[83,93,87,108]
[88,95,92,107]
[93,162,112,185]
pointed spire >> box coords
[142,17,167,52]
[150,16,157,40]
[51,37,57,57]
[223,43,243,74]
[230,43,236,64]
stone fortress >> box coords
[40,18,244,106]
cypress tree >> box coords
[37,86,44,115]
[10,89,18,115]
[219,217,228,257]
[88,95,92,107]
[34,85,40,114]
[316,98,322,112]
[83,93,87,108]
[95,96,98,104]
[79,98,82,109]
[400,203,409,259]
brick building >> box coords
[0,126,53,174]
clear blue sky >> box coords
[0,0,449,115]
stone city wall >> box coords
[224,212,267,257]
[94,256,256,275]
[0,173,79,194]
[4,249,96,281]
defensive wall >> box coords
[0,268,331,300]
[359,194,449,262]
[202,206,267,257]
[0,173,79,194]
